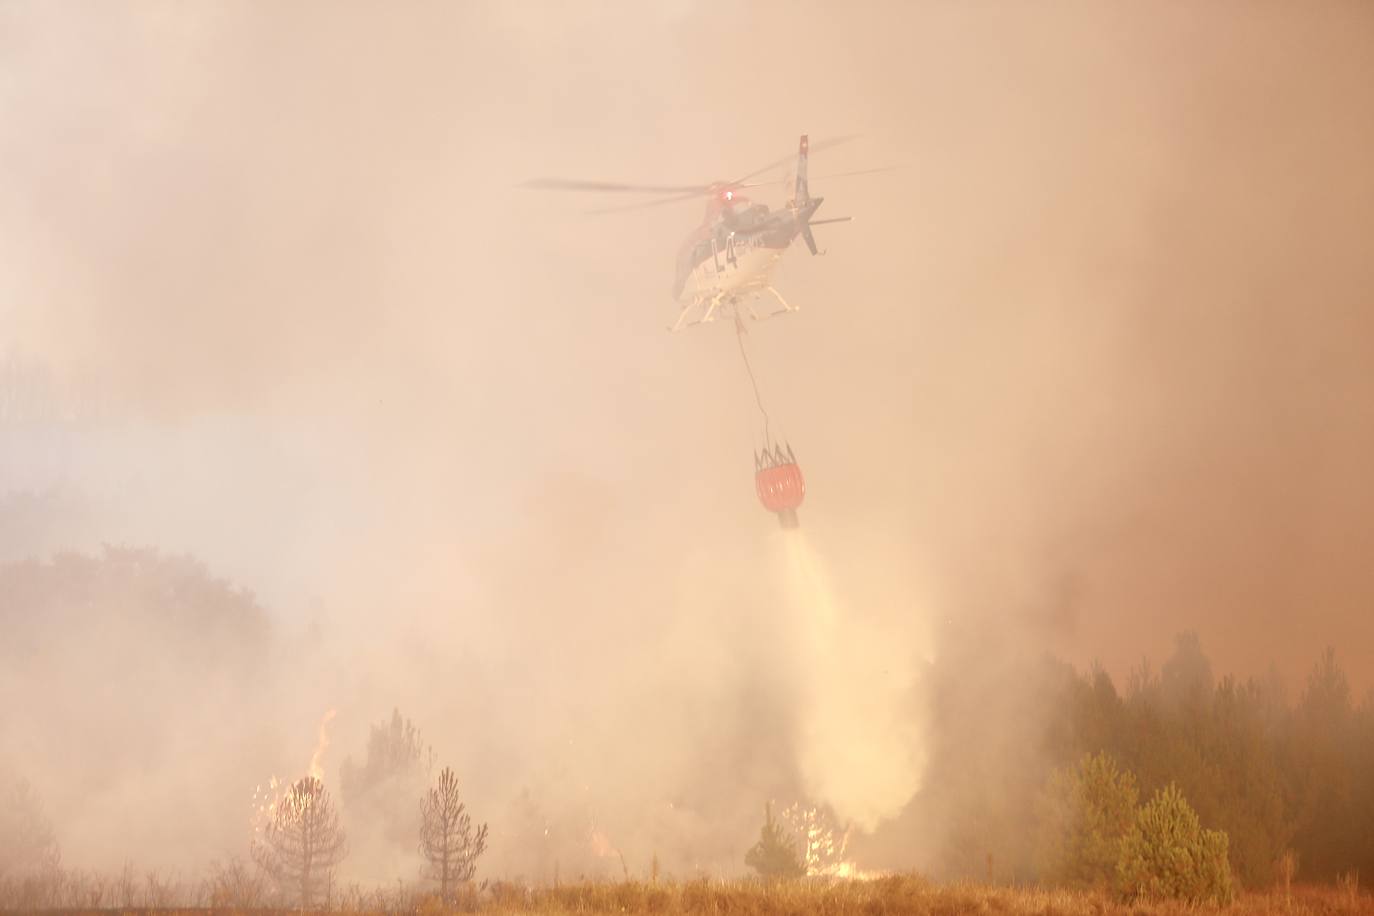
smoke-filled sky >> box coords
[3,0,1373,878]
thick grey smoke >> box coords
[2,0,1372,885]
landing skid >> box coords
[670,293,720,332]
[668,287,799,332]
[762,285,798,318]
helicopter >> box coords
[524,135,882,332]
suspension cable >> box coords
[734,317,771,449]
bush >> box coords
[744,803,805,879]
[1114,782,1233,904]
[1040,752,1139,888]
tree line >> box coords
[1052,636,1373,888]
[911,632,1372,892]
[4,547,1371,903]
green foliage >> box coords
[1114,783,1233,905]
[1040,753,1138,888]
[1286,648,1363,881]
[744,803,804,880]
[1046,638,1371,889]
[1159,631,1214,713]
[1203,676,1289,885]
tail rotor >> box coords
[790,134,849,256]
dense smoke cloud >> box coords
[2,0,1372,886]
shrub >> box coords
[1040,752,1139,888]
[744,803,805,879]
[1114,782,1233,904]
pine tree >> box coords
[1115,783,1232,905]
[1288,648,1359,880]
[1040,752,1138,888]
[340,708,432,872]
[419,767,488,902]
[744,803,805,879]
[251,777,348,908]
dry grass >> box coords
[16,876,1373,916]
[482,878,1370,916]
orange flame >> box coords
[308,708,338,780]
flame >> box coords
[308,708,338,781]
[831,862,885,881]
[250,708,339,837]
[774,800,887,879]
[589,827,618,859]
[779,802,852,877]
[251,775,283,835]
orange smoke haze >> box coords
[2,0,1372,880]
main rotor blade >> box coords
[523,137,866,197]
[586,191,707,214]
[738,165,902,189]
[811,165,902,181]
[730,134,860,185]
[521,178,711,195]
[585,165,899,212]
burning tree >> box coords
[778,803,852,876]
[419,767,488,901]
[251,776,348,908]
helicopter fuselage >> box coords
[675,202,789,296]
[670,194,826,330]
[523,133,854,332]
